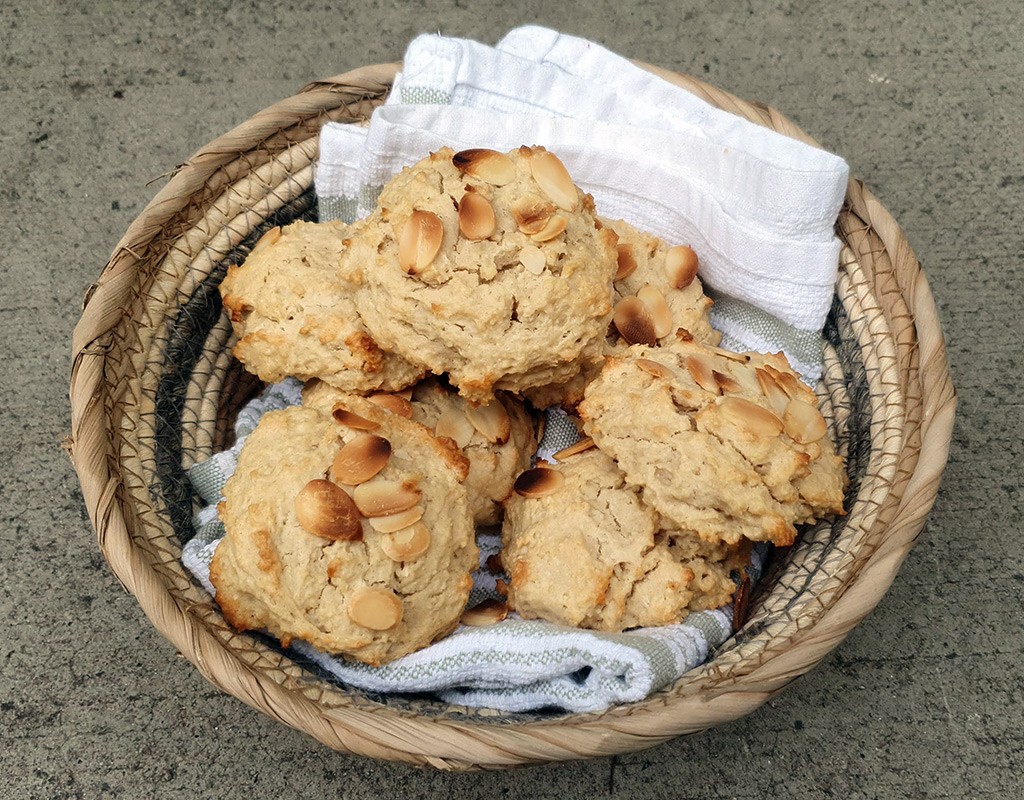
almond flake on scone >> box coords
[219,220,423,392]
[341,146,618,403]
[577,340,846,547]
[209,396,476,666]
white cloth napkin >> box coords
[316,29,848,380]
[182,381,741,714]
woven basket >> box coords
[68,61,955,770]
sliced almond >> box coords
[452,148,516,186]
[294,479,362,541]
[347,586,403,630]
[379,522,432,562]
[465,400,511,444]
[612,296,657,346]
[353,479,422,518]
[332,407,380,431]
[366,505,425,533]
[434,407,475,449]
[511,196,556,236]
[615,243,638,280]
[398,209,443,274]
[707,345,750,363]
[529,213,567,243]
[636,358,675,381]
[552,436,596,461]
[756,367,791,414]
[764,364,802,398]
[685,354,720,393]
[251,225,281,254]
[460,599,508,627]
[458,192,496,240]
[396,387,414,401]
[513,466,565,498]
[331,434,392,486]
[529,150,578,211]
[712,370,742,394]
[665,245,699,289]
[367,393,414,419]
[783,399,827,444]
[519,245,547,275]
[637,284,673,339]
[718,397,784,438]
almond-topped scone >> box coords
[220,220,423,392]
[209,395,477,666]
[524,218,720,410]
[501,447,748,631]
[303,378,538,526]
[340,146,618,403]
[577,340,846,547]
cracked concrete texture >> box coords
[1,0,1019,797]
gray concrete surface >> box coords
[1,0,1019,797]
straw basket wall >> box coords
[68,61,955,770]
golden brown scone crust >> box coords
[578,340,845,547]
[220,220,423,392]
[341,146,617,403]
[209,396,477,666]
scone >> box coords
[577,340,846,547]
[209,395,477,666]
[524,218,721,410]
[220,220,423,392]
[303,378,538,526]
[341,146,618,402]
[501,448,747,631]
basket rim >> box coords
[68,61,957,769]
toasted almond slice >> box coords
[756,367,791,413]
[395,387,414,400]
[513,466,565,498]
[529,213,567,243]
[665,245,699,289]
[332,407,380,431]
[461,599,508,627]
[353,479,422,518]
[452,148,516,185]
[347,586,403,630]
[519,245,547,275]
[552,436,596,461]
[398,210,443,274]
[718,397,784,438]
[613,296,657,346]
[707,345,750,363]
[529,150,578,211]
[783,399,827,444]
[379,522,432,562]
[331,434,392,486]
[637,284,673,339]
[685,354,720,393]
[294,479,362,541]
[511,196,556,236]
[764,364,803,398]
[712,370,742,394]
[434,407,475,449]
[458,191,496,240]
[367,393,414,419]
[465,400,511,444]
[251,225,281,254]
[366,505,425,533]
[615,243,638,280]
[636,358,675,381]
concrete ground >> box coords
[2,0,1019,797]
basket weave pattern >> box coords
[69,63,955,769]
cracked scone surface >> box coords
[209,396,477,666]
[342,146,617,402]
[578,341,846,547]
[219,220,422,392]
[524,217,720,410]
[502,449,745,631]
